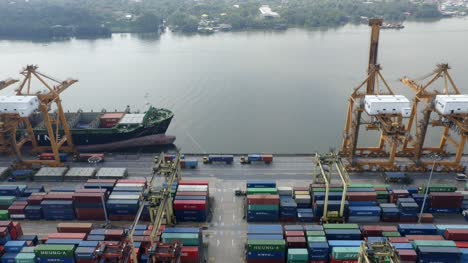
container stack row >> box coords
[244,181,464,223]
[174,180,210,222]
[245,223,468,263]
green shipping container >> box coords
[349,184,374,189]
[312,188,343,193]
[307,236,327,242]
[247,188,278,195]
[306,231,325,237]
[247,205,279,211]
[0,196,16,206]
[247,239,285,252]
[0,210,9,220]
[323,223,359,230]
[288,248,308,262]
[373,184,390,189]
[422,184,457,193]
[412,240,456,250]
[34,245,75,258]
[382,232,401,237]
[15,253,36,263]
[376,191,389,197]
[161,233,199,246]
[332,247,360,260]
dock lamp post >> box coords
[88,156,110,227]
[418,154,442,223]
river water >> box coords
[1,18,468,153]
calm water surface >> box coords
[1,18,468,153]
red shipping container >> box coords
[27,195,44,205]
[173,200,206,211]
[346,192,377,202]
[429,200,462,208]
[361,226,398,236]
[179,180,209,186]
[285,231,305,237]
[286,236,307,248]
[73,193,106,203]
[8,205,26,214]
[181,246,199,263]
[445,229,468,241]
[48,233,87,240]
[389,237,409,243]
[247,195,280,205]
[176,191,208,197]
[57,223,93,233]
[12,222,22,237]
[143,230,152,236]
[397,249,417,261]
[76,260,95,263]
[455,241,468,248]
[75,209,106,220]
[405,235,444,241]
[87,179,116,184]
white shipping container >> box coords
[364,95,411,117]
[435,95,468,115]
[114,183,145,188]
[177,185,208,192]
[295,195,311,204]
[108,194,140,200]
[277,187,293,196]
[0,95,39,117]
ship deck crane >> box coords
[358,241,400,263]
[125,151,182,263]
[314,152,350,223]
[0,65,77,168]
[400,64,466,172]
[341,19,408,171]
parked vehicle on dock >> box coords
[456,173,467,181]
[203,155,233,164]
[73,153,105,162]
[38,153,68,162]
[240,154,273,164]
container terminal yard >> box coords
[2,19,468,263]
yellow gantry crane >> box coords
[314,152,350,223]
[126,151,182,263]
[399,64,467,172]
[358,241,400,263]
[0,65,77,168]
[341,19,409,171]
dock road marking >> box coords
[216,239,220,247]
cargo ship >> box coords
[18,106,175,151]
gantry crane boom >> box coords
[0,65,77,168]
[341,19,408,171]
[126,151,182,263]
[0,78,18,90]
[400,64,466,171]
